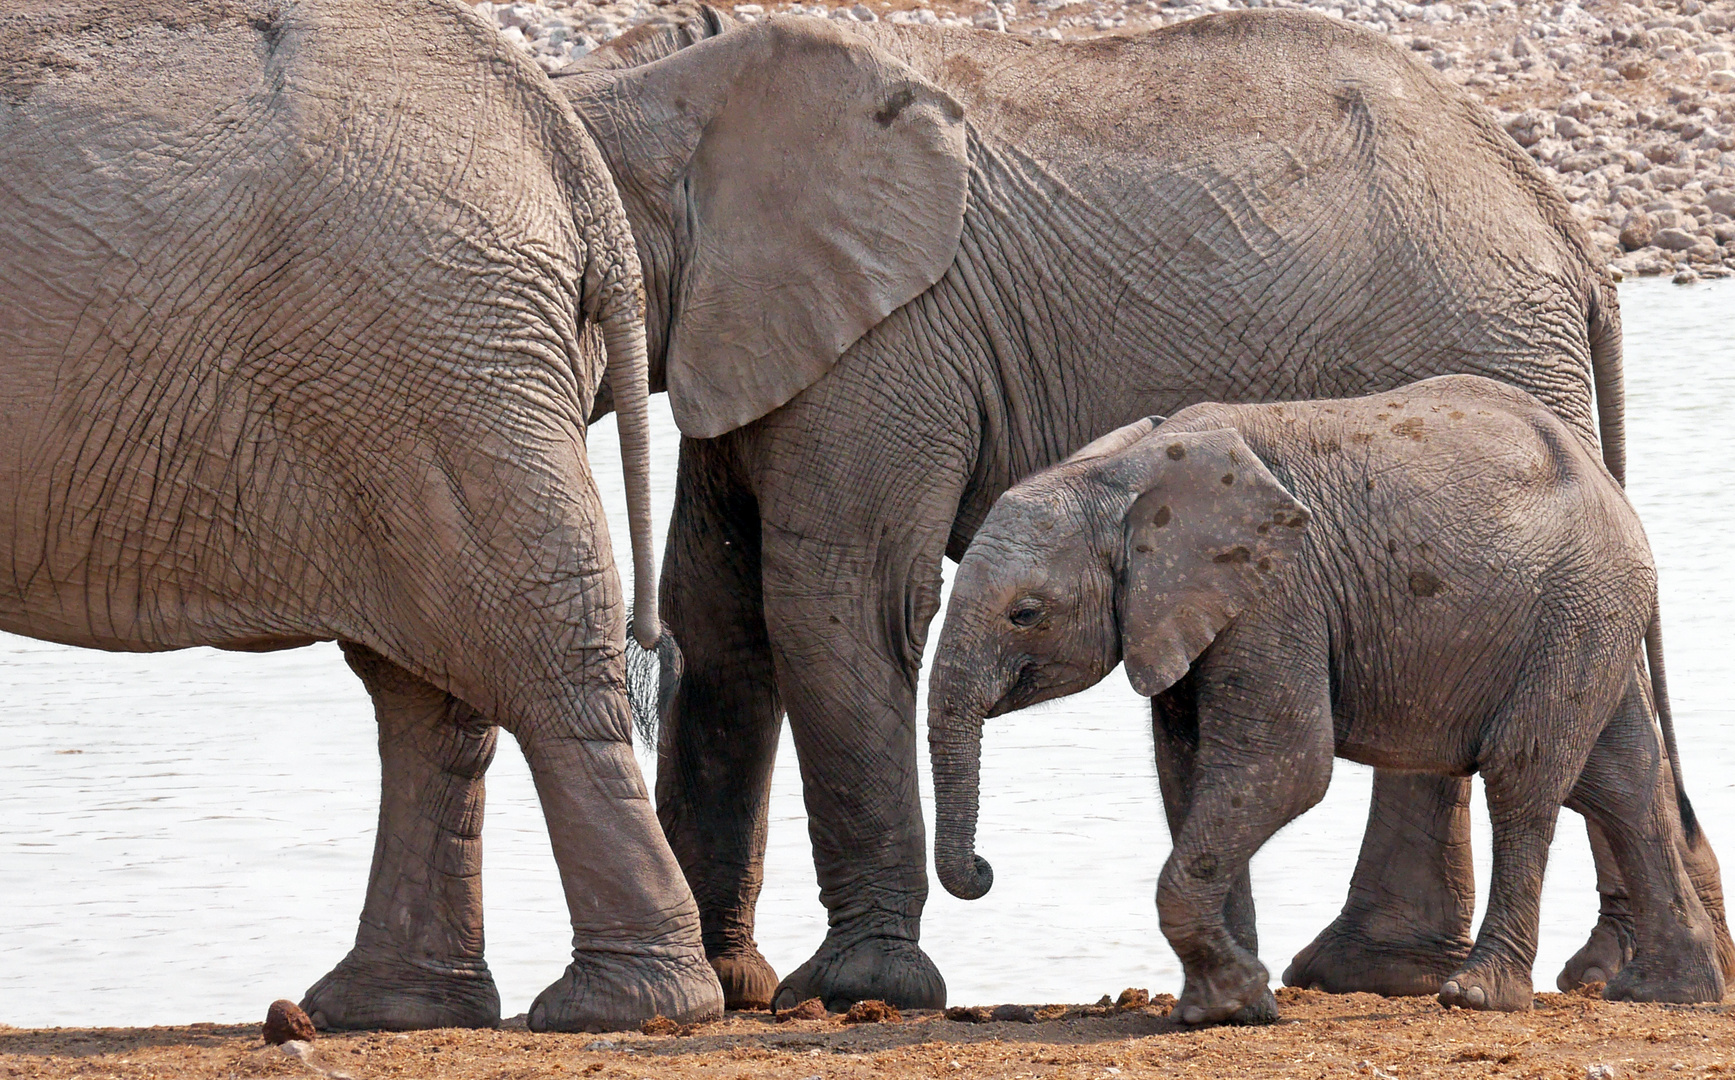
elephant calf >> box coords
[927,374,1725,1024]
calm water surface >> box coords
[2,277,1730,1026]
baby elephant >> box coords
[927,374,1725,1024]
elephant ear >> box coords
[1117,428,1312,698]
[584,18,968,438]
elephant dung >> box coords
[639,1015,681,1036]
[774,997,830,1022]
[262,1000,315,1045]
[1114,987,1150,1009]
[841,999,902,1024]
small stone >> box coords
[1620,211,1656,249]
[1587,1065,1620,1080]
[776,997,829,1022]
[1505,109,1553,146]
[1654,226,1699,250]
[1705,191,1735,217]
[842,999,901,1024]
[1617,213,1658,251]
[640,1015,680,1035]
[1554,114,1590,139]
[990,1003,1037,1022]
[1115,988,1151,1009]
[263,999,315,1045]
[1710,70,1735,92]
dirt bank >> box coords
[4,988,1731,1079]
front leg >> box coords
[760,532,951,1012]
[1159,634,1335,1027]
[655,436,783,1010]
[302,643,501,1031]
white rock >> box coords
[1710,70,1735,92]
[974,5,1007,27]
[852,3,879,19]
[500,24,529,44]
[732,3,764,12]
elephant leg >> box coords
[656,437,783,1010]
[1283,771,1476,996]
[513,682,724,1032]
[361,429,720,1033]
[1152,685,1276,1024]
[1159,658,1335,1027]
[1564,677,1723,1004]
[1555,818,1635,990]
[302,642,502,1032]
[759,544,950,1014]
[1437,669,1608,1014]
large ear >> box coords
[1117,428,1312,697]
[578,19,968,438]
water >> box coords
[1,277,1730,1027]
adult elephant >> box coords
[0,0,721,1032]
[558,9,1728,1011]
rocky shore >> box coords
[474,0,1735,281]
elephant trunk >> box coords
[599,301,661,651]
[928,654,1000,901]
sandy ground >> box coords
[4,988,1732,1079]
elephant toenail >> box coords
[1441,981,1459,998]
[1465,985,1486,1008]
[1180,1005,1205,1024]
[309,1011,328,1030]
[1584,967,1607,983]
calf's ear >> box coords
[1116,428,1311,697]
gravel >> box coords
[472,0,1735,279]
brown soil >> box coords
[4,988,1732,1079]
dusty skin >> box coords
[2,988,1731,1079]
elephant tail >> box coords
[1646,605,1698,844]
[1589,279,1625,487]
[626,624,684,750]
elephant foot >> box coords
[1175,953,1271,1027]
[771,935,946,1013]
[1284,921,1471,998]
[709,945,779,1010]
[1556,912,1635,991]
[302,949,500,1031]
[1604,952,1724,1004]
[1437,965,1532,1012]
[529,951,723,1033]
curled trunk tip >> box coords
[937,852,994,900]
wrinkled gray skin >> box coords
[555,9,1721,1011]
[0,0,721,1033]
[927,376,1727,1024]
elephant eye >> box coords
[1009,601,1046,628]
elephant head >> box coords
[557,15,969,439]
[927,419,1312,900]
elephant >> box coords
[0,0,722,1032]
[925,376,1727,1023]
[547,7,1733,1011]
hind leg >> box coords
[1438,677,1608,1012]
[1566,677,1723,1003]
[302,643,501,1031]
